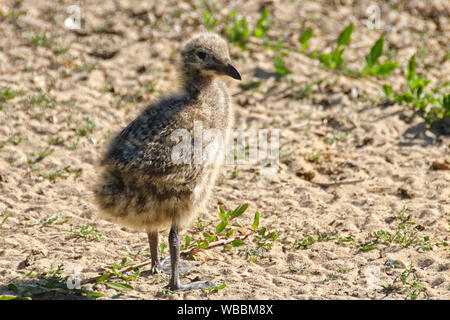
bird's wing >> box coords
[103,95,204,183]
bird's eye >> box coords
[196,51,207,60]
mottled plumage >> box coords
[94,32,241,290]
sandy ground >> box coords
[0,0,448,300]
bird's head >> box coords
[181,33,241,81]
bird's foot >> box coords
[160,256,199,274]
[150,262,162,274]
[167,279,216,291]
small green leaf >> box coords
[337,23,354,47]
[0,212,8,228]
[274,56,290,76]
[225,209,233,219]
[214,283,227,291]
[268,231,280,240]
[185,235,191,248]
[216,221,228,233]
[0,295,23,300]
[86,291,105,297]
[202,10,211,22]
[203,231,213,239]
[42,211,63,227]
[254,9,271,38]
[252,211,260,231]
[197,241,209,249]
[218,205,227,222]
[105,282,133,291]
[331,47,345,68]
[226,10,251,49]
[258,227,267,236]
[299,28,313,50]
[407,54,416,82]
[365,36,384,68]
[7,283,19,294]
[229,203,248,220]
[338,237,355,243]
[382,84,392,97]
[319,53,332,68]
[97,272,110,283]
[202,10,218,31]
[370,61,398,76]
[442,94,450,110]
[231,239,245,247]
[225,228,234,238]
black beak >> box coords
[224,63,242,80]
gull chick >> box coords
[95,32,241,290]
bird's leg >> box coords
[168,226,182,289]
[147,231,161,273]
[167,226,215,291]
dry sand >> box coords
[0,0,448,300]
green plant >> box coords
[319,23,353,70]
[145,80,156,93]
[252,225,280,251]
[235,210,280,261]
[356,207,447,252]
[31,33,52,47]
[75,116,96,137]
[273,56,290,76]
[0,209,9,228]
[66,136,80,150]
[225,9,272,49]
[12,265,103,299]
[225,10,251,49]
[159,242,167,258]
[110,258,141,282]
[293,232,336,249]
[123,246,148,260]
[185,204,250,250]
[0,86,20,102]
[30,211,68,227]
[0,294,32,300]
[0,134,22,149]
[298,28,313,51]
[178,204,279,262]
[40,165,82,180]
[382,83,393,98]
[158,288,174,296]
[362,36,398,76]
[94,258,140,293]
[355,240,379,252]
[253,9,271,38]
[27,147,53,164]
[47,134,64,146]
[383,263,429,300]
[385,55,450,124]
[66,225,104,241]
[195,217,207,231]
[31,93,56,108]
[203,282,227,294]
[306,152,323,164]
[252,211,260,231]
[202,10,218,30]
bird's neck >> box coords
[181,69,215,99]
